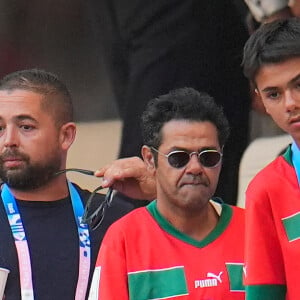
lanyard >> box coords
[1,181,91,300]
[291,141,300,186]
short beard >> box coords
[0,149,61,190]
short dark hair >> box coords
[141,87,230,149]
[0,69,73,126]
[242,17,300,83]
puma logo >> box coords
[195,271,223,288]
[207,272,223,283]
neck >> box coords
[2,176,69,201]
[157,201,219,241]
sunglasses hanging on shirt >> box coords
[54,168,113,230]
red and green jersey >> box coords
[245,146,300,300]
[89,200,245,300]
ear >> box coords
[59,122,76,151]
[141,145,156,175]
[252,88,267,114]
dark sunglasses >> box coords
[151,147,222,169]
[55,168,113,231]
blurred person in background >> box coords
[87,0,251,206]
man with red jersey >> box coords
[242,18,300,299]
[89,87,245,299]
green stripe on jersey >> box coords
[226,263,244,291]
[282,212,300,242]
[147,200,232,247]
[246,284,286,300]
[128,266,188,299]
[282,145,292,166]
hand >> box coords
[262,6,293,23]
[94,157,156,200]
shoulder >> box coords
[246,158,280,200]
[110,206,149,228]
[247,155,290,190]
[71,183,103,203]
[245,155,295,210]
[224,204,245,226]
[230,204,245,215]
[213,198,245,218]
[103,206,151,238]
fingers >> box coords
[94,157,146,187]
[93,156,156,200]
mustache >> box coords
[0,149,30,163]
[181,174,209,186]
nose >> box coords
[285,90,298,111]
[2,127,19,148]
[185,153,204,174]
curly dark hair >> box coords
[141,87,230,149]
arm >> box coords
[244,179,286,299]
[94,156,156,201]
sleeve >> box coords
[88,225,129,300]
[244,178,286,300]
[244,0,289,22]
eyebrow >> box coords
[14,115,38,125]
[261,74,300,93]
[0,115,38,123]
[290,74,300,85]
[261,86,278,93]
